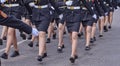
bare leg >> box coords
[85,26,92,47]
[12,29,19,51]
[104,16,109,32]
[99,16,104,36]
[108,12,113,29]
[5,28,15,54]
[71,32,78,57]
[39,31,46,56]
[91,23,97,39]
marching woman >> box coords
[51,0,66,53]
[0,2,38,35]
[64,0,97,63]
[106,0,114,29]
[104,0,110,32]
[96,0,106,37]
[80,0,97,51]
[90,0,99,43]
[1,0,24,59]
[28,0,63,62]
[98,0,109,32]
[56,0,66,53]
[46,6,57,43]
[0,0,38,59]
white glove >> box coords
[105,12,108,16]
[59,14,63,20]
[65,0,73,6]
[92,14,97,19]
[32,28,39,36]
[1,0,6,3]
[117,6,120,9]
[99,16,104,19]
[91,7,94,10]
[50,11,52,15]
[110,7,113,9]
[51,6,55,10]
[29,2,35,7]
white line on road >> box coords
[0,40,27,53]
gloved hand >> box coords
[92,14,97,19]
[1,0,6,3]
[65,0,73,6]
[50,11,53,15]
[29,2,35,7]
[32,28,39,36]
[105,12,108,16]
[51,6,55,10]
[59,14,63,20]
[117,6,120,9]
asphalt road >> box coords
[0,9,120,66]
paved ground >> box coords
[0,9,120,66]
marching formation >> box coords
[0,0,120,63]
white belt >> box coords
[104,2,106,4]
[4,4,19,7]
[67,6,80,10]
[59,6,67,9]
[82,7,87,10]
[106,4,109,6]
[34,5,48,9]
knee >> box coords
[8,29,15,35]
[39,32,46,38]
[86,29,91,33]
[72,33,78,40]
[59,26,63,31]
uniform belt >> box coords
[82,7,87,10]
[106,4,109,6]
[67,6,80,10]
[59,6,67,9]
[34,5,48,9]
[104,2,106,4]
[4,4,19,7]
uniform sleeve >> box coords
[112,0,118,9]
[94,0,100,13]
[106,0,113,7]
[81,0,94,15]
[49,0,62,15]
[24,0,34,15]
[98,0,108,12]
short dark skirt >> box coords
[81,10,94,27]
[3,6,22,19]
[32,8,51,32]
[66,22,80,33]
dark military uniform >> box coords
[32,0,51,32]
[30,0,61,32]
[94,0,105,17]
[52,0,66,24]
[49,4,59,24]
[64,0,96,33]
[64,0,81,33]
[98,0,109,16]
[21,0,33,20]
[2,0,23,19]
[80,0,96,27]
[112,0,119,9]
[105,0,114,12]
[92,0,99,23]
